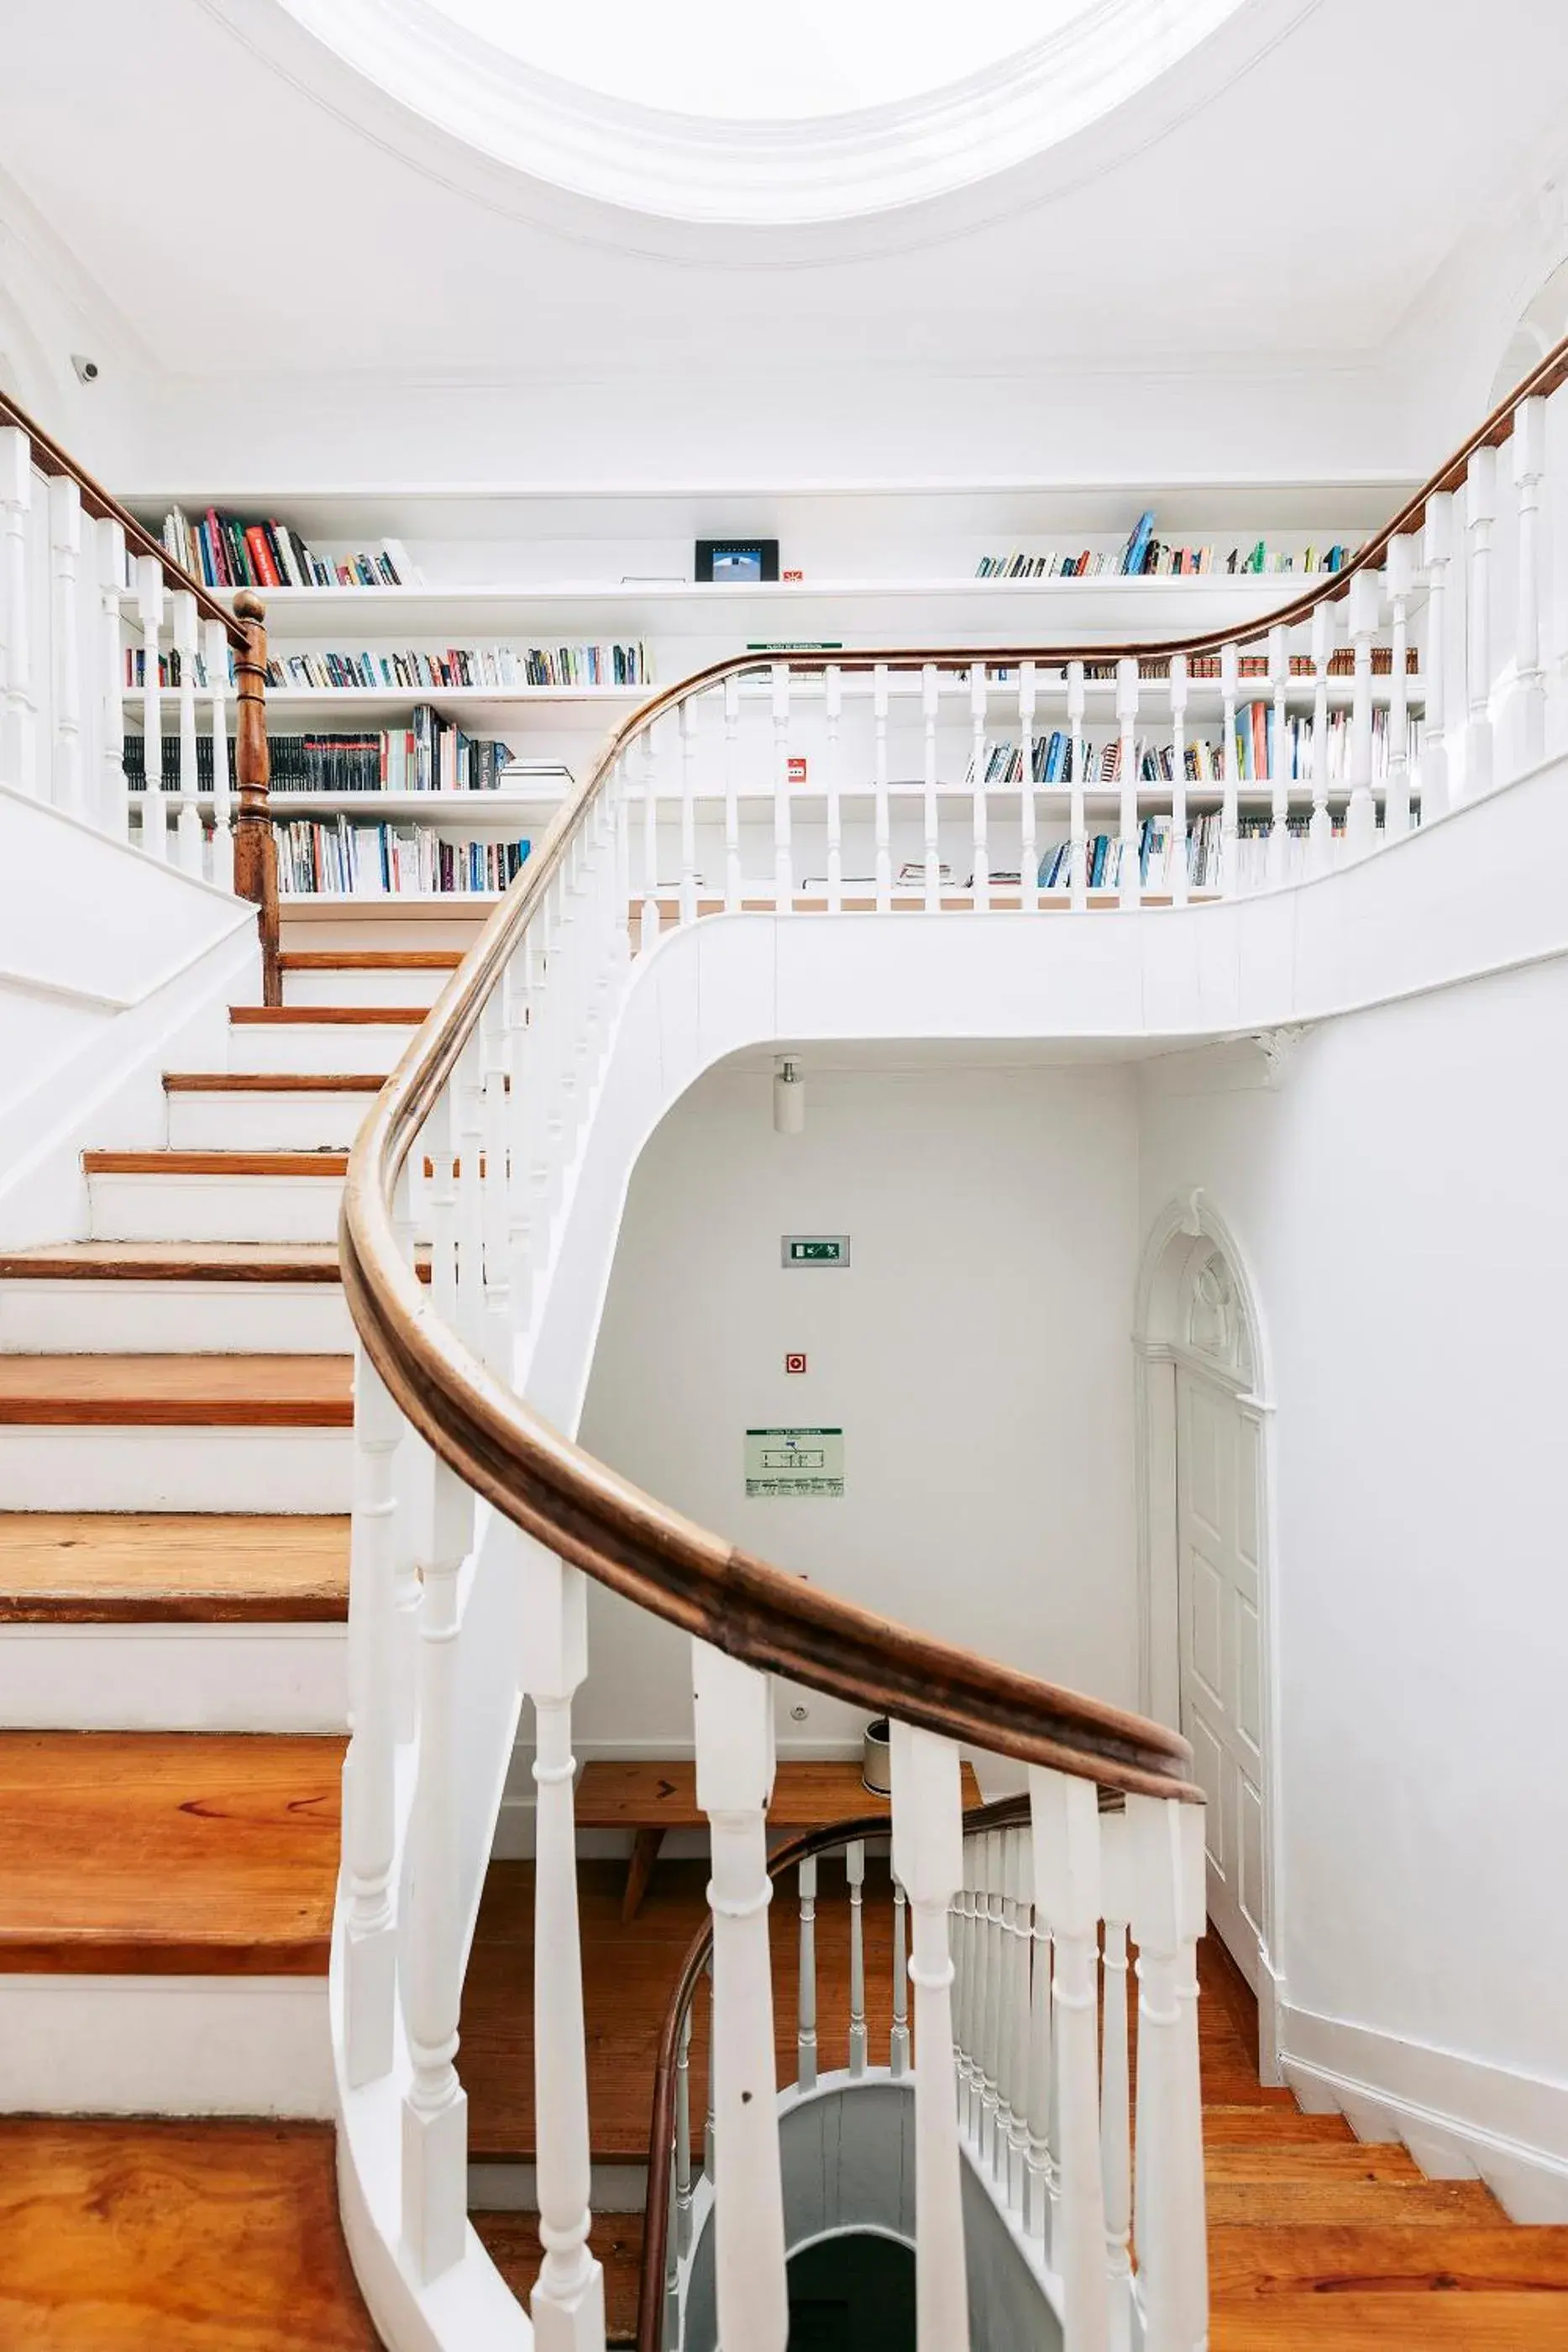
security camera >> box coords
[71,354,99,385]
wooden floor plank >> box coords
[279,949,460,972]
[229,1005,418,1026]
[162,1074,386,1094]
[0,1731,343,1974]
[0,1354,353,1426]
[0,1241,346,1283]
[1209,2223,1568,2295]
[0,2118,377,2349]
[1205,2178,1504,2225]
[1204,2142,1426,2184]
[1210,2294,1568,2348]
[0,1513,349,1622]
[473,2209,642,2345]
[82,1152,350,1178]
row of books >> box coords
[265,642,653,691]
[123,710,517,795]
[968,707,1420,789]
[275,820,531,898]
[158,506,415,591]
[976,539,1359,580]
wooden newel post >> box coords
[231,587,279,1004]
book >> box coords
[274,818,531,897]
[123,706,519,795]
[158,506,421,593]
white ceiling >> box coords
[2,0,1566,382]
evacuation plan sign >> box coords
[745,1428,845,1499]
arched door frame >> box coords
[1133,1187,1285,2082]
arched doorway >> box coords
[1135,1193,1281,2076]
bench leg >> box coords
[622,1826,665,1924]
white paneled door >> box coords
[1175,1367,1266,1987]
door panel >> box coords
[1177,1367,1266,1989]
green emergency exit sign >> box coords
[782,1235,850,1268]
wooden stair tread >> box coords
[1209,2222,1568,2293]
[0,2118,377,2349]
[280,949,461,971]
[1209,2296,1568,2348]
[0,1514,349,1623]
[162,1073,386,1093]
[0,1732,343,1973]
[229,1005,420,1026]
[1200,2108,1356,2145]
[0,1354,354,1426]
[1205,2178,1504,2224]
[83,1151,350,1177]
[0,1242,427,1287]
[1204,2142,1426,2183]
[473,2210,642,2345]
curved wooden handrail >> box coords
[0,388,246,647]
[634,1792,1047,2351]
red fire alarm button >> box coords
[787,755,808,785]
[784,1352,807,1375]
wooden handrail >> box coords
[633,1792,1041,2350]
[0,389,244,646]
[0,392,280,1002]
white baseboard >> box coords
[1281,2002,1568,2221]
[0,1620,348,1733]
[0,1973,332,2116]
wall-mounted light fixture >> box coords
[773,1055,805,1136]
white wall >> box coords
[574,1056,1143,1758]
[1139,959,1568,2186]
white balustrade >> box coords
[1345,566,1381,855]
[137,556,166,860]
[1003,1825,1032,2213]
[1307,599,1333,875]
[1266,624,1288,888]
[798,1855,819,2092]
[1514,396,1548,770]
[342,1347,401,2088]
[1129,1793,1209,2352]
[47,474,84,819]
[1032,1767,1109,2351]
[0,428,34,797]
[847,1837,868,2078]
[1099,1809,1135,2352]
[890,1723,970,2352]
[891,1876,910,2078]
[693,1644,788,2352]
[1466,444,1498,797]
[204,615,233,890]
[1422,489,1455,818]
[1385,535,1414,841]
[99,518,128,846]
[172,587,203,875]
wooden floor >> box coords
[0,2120,378,2350]
[0,1354,354,1425]
[0,1731,343,1972]
[0,1513,349,1621]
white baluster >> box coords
[1421,491,1455,818]
[1099,1810,1135,2352]
[798,1856,818,2092]
[507,927,543,1331]
[639,718,659,953]
[923,664,941,911]
[1129,1794,1208,2352]
[891,1876,910,2079]
[1514,396,1548,771]
[401,1446,470,2284]
[722,673,742,913]
[480,990,511,1376]
[679,690,699,927]
[1465,444,1498,797]
[1265,624,1288,889]
[693,1644,788,2352]
[977,1828,1002,2171]
[1004,1825,1033,2214]
[847,1838,868,2078]
[825,664,843,915]
[523,1541,606,2349]
[47,475,84,817]
[1117,658,1141,911]
[136,556,165,860]
[1345,570,1380,854]
[953,1836,978,2137]
[342,1347,400,2087]
[1169,654,1188,909]
[1024,1866,1054,2245]
[0,428,35,795]
[1307,602,1333,878]
[889,1723,970,2352]
[611,754,632,972]
[1020,663,1040,911]
[455,1031,485,1354]
[1067,660,1088,911]
[702,1952,716,2181]
[1211,644,1235,897]
[771,661,792,912]
[970,662,989,910]
[204,617,233,891]
[172,588,203,874]
[1031,1766,1109,2352]
[1384,535,1414,842]
[993,1828,1018,2193]
[99,519,128,844]
[675,2002,695,2257]
[389,1163,424,1741]
[873,663,892,911]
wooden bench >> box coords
[575,1757,983,1921]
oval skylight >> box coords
[273,0,1259,225]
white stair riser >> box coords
[0,1978,330,2117]
[228,1023,415,1076]
[0,1426,351,1511]
[282,969,442,1009]
[166,1090,376,1151]
[90,1173,344,1244]
[0,1279,352,1353]
[0,1622,347,1733]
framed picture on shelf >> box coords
[695,538,779,583]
